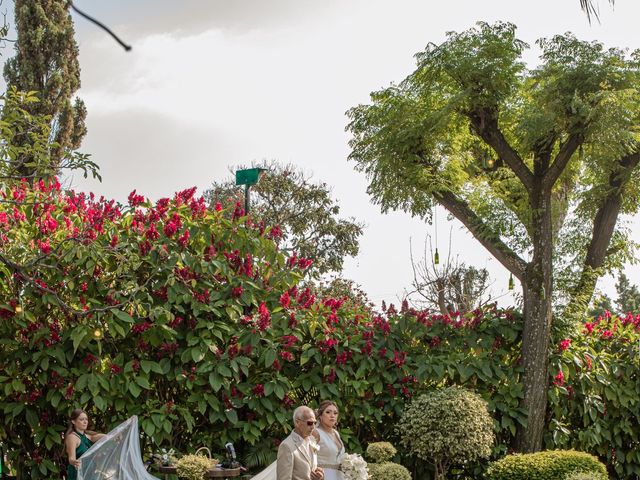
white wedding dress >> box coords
[250,428,345,480]
[316,428,345,480]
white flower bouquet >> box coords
[340,453,369,480]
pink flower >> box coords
[553,370,565,387]
[128,190,145,206]
[257,302,271,331]
[280,291,291,308]
[558,339,571,352]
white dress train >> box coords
[249,460,277,480]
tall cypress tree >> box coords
[4,0,86,176]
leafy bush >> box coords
[366,442,397,463]
[564,471,608,480]
[548,311,640,479]
[396,386,494,479]
[564,472,608,480]
[367,462,411,480]
[486,450,608,480]
[175,454,217,480]
[0,176,636,479]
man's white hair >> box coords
[292,405,311,424]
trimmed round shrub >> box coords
[486,450,607,480]
[368,462,412,480]
[396,386,494,479]
[565,472,608,480]
[366,442,397,463]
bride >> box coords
[251,400,345,480]
[313,400,345,480]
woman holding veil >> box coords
[64,409,105,480]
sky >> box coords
[14,0,640,308]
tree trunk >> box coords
[515,189,554,452]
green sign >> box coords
[235,168,266,186]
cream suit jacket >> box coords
[276,432,316,480]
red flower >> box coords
[128,190,145,206]
[252,384,265,397]
[280,291,291,308]
[177,230,190,248]
[558,339,571,351]
[38,239,51,254]
[257,302,271,331]
[231,286,244,298]
[553,370,565,387]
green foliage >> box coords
[547,312,640,479]
[346,20,640,308]
[367,461,412,480]
[366,441,397,463]
[205,161,364,277]
[614,272,640,313]
[564,471,608,480]
[486,450,608,480]
[0,177,636,479]
[347,19,640,450]
[396,387,494,479]
[4,0,86,176]
[0,88,99,181]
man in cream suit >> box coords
[277,406,324,480]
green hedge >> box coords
[368,462,412,480]
[486,450,608,480]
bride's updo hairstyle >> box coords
[316,400,339,427]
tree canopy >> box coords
[3,0,86,177]
[205,162,364,278]
[347,21,640,451]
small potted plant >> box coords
[175,451,218,480]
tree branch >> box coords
[567,149,640,314]
[467,107,534,192]
[434,189,527,280]
[543,133,583,190]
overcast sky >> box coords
[39,0,640,307]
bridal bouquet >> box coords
[340,453,369,480]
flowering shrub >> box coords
[1,178,638,479]
[548,311,640,478]
[396,387,494,480]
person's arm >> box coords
[276,442,293,480]
[65,434,81,468]
[87,432,105,442]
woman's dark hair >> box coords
[65,408,97,438]
[317,400,339,420]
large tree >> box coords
[346,22,640,451]
[205,162,364,277]
[4,0,86,177]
